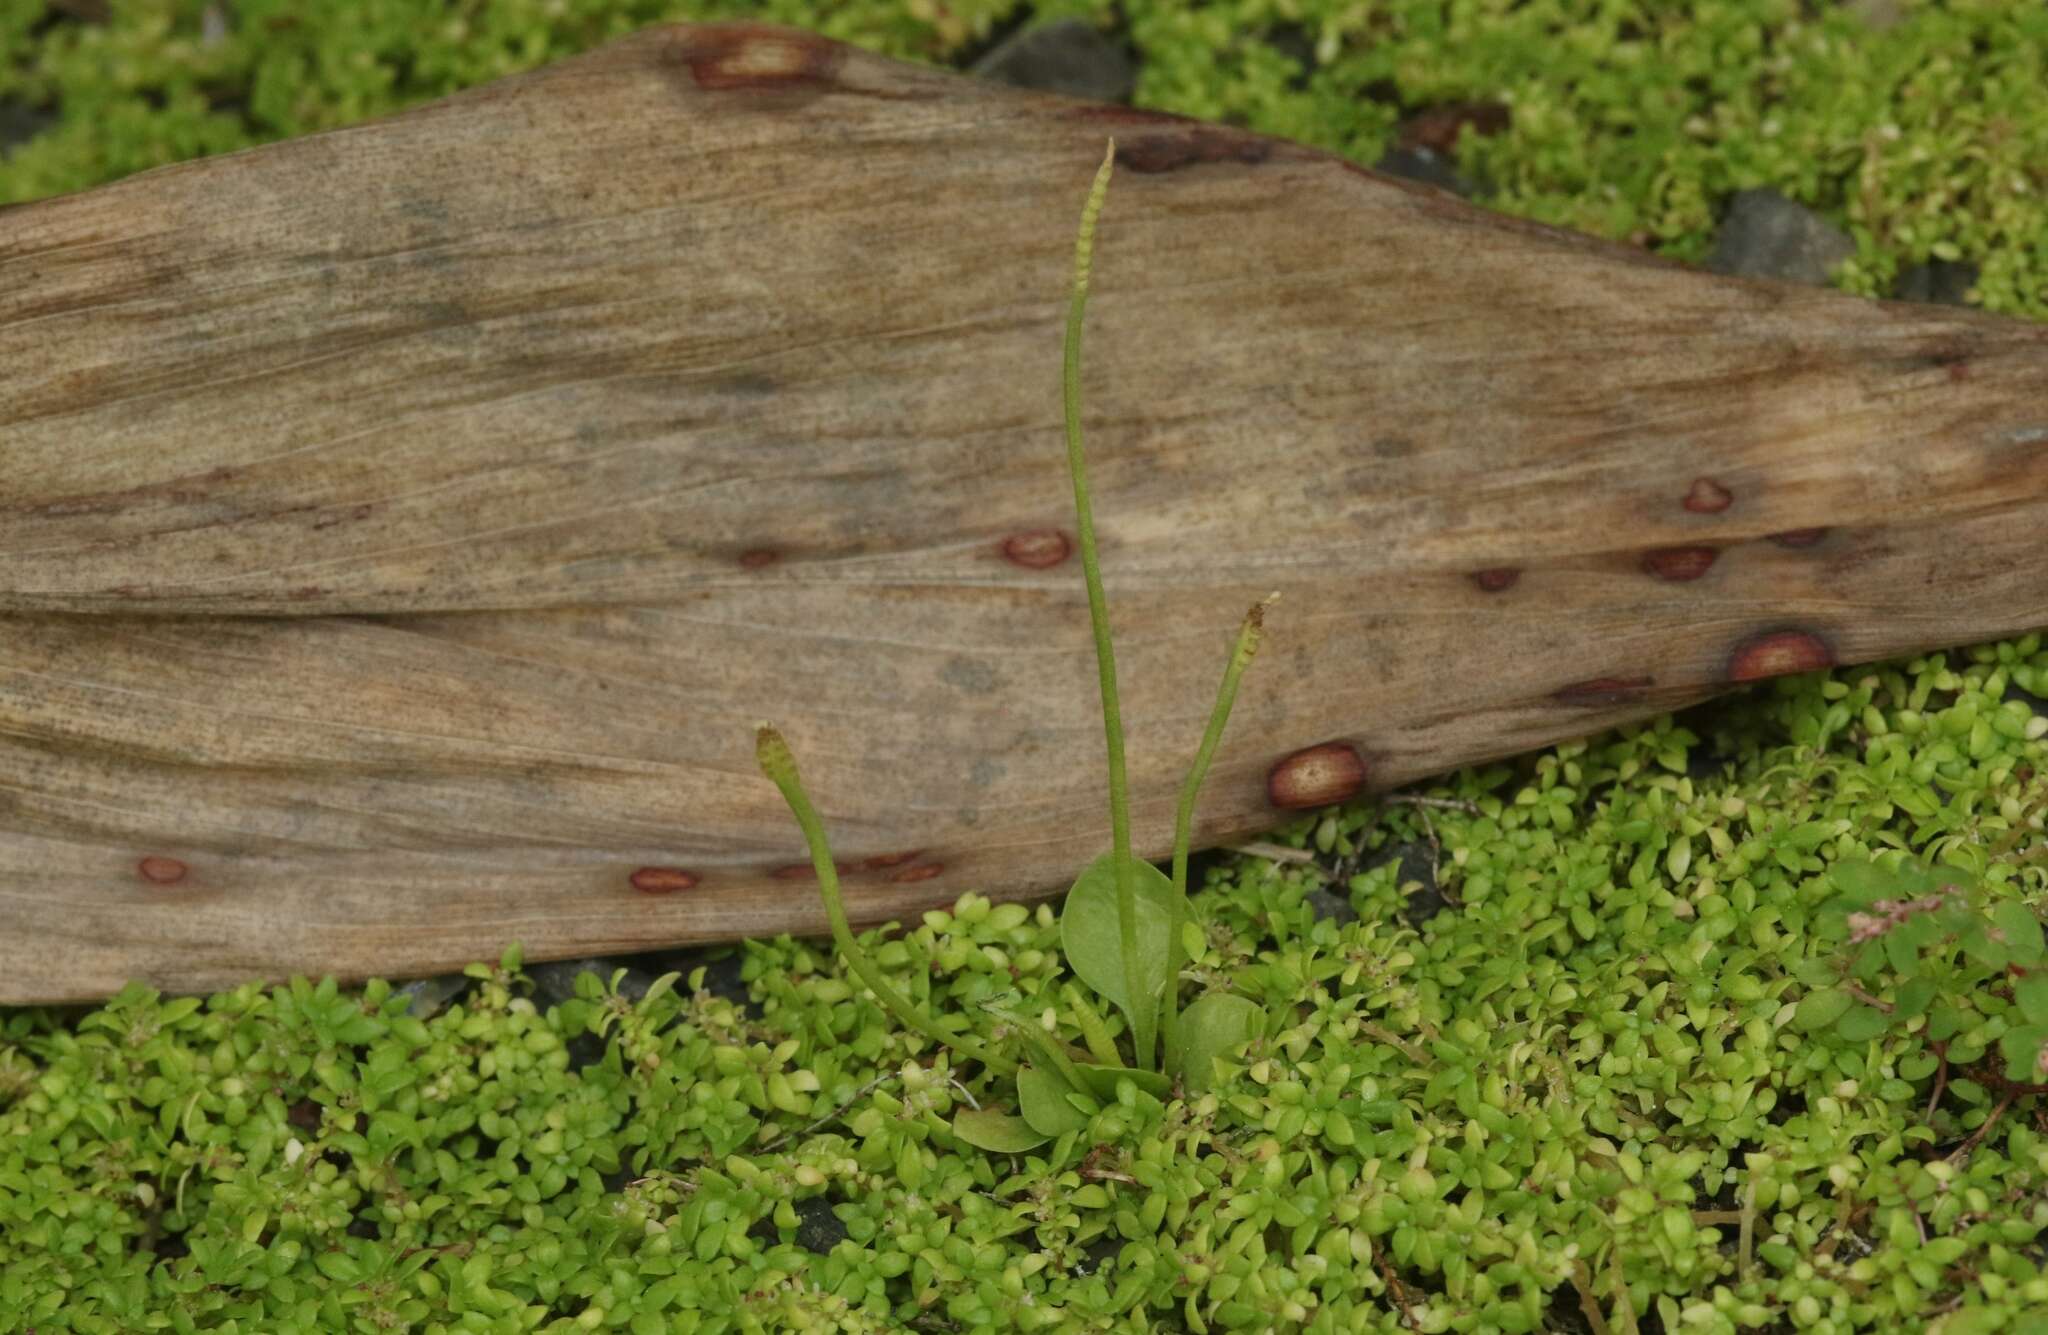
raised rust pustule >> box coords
[1471,567,1520,592]
[1268,743,1369,810]
[1728,630,1836,683]
[137,857,189,886]
[630,867,700,894]
[1643,547,1719,582]
[1683,478,1733,513]
[1001,530,1071,569]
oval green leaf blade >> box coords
[952,1108,1050,1153]
[1928,999,1970,1042]
[2000,1023,2048,1083]
[1823,859,1892,903]
[1790,957,1840,987]
[1060,853,1175,1035]
[1792,987,1853,1032]
[1994,899,2046,968]
[1074,1062,1172,1103]
[1893,976,1938,1022]
[2014,970,2048,1028]
[1018,1063,1094,1138]
[1833,1004,1890,1044]
[1960,917,2010,972]
[1178,992,1264,1094]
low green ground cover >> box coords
[9,648,2048,1331]
[5,2,2048,1331]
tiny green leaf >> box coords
[1882,922,1921,975]
[1961,919,2010,972]
[1833,858,1963,900]
[1833,1005,1890,1043]
[2014,971,2048,1028]
[1998,1023,2048,1084]
[1790,957,1840,987]
[1893,976,1938,1021]
[1792,987,1853,1032]
[1824,859,1897,904]
[1928,1000,1971,1042]
[1061,853,1175,1042]
[952,1108,1050,1153]
[1175,992,1264,1094]
[1993,900,2045,967]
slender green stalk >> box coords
[1060,982,1127,1068]
[1163,597,1273,1076]
[756,725,1014,1076]
[1063,142,1153,1066]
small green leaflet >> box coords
[952,1108,1049,1153]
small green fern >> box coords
[753,141,1273,1152]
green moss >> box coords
[1118,0,2048,317]
[0,0,1018,204]
[5,0,2048,1330]
[5,2,2045,314]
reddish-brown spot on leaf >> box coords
[1001,530,1070,569]
[1115,129,1272,175]
[890,862,945,883]
[1074,104,1186,124]
[1948,361,1970,383]
[1397,101,1511,154]
[1728,630,1835,682]
[138,856,188,885]
[738,548,779,570]
[672,25,842,92]
[1769,527,1829,549]
[1471,567,1520,592]
[630,866,699,894]
[1683,478,1733,513]
[772,861,851,881]
[1553,676,1654,708]
[1642,546,1718,581]
[1267,742,1367,810]
[862,850,921,870]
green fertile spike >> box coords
[1059,140,1152,1066]
[1163,595,1273,1074]
[755,724,1012,1076]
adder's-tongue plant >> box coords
[754,141,1273,1150]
